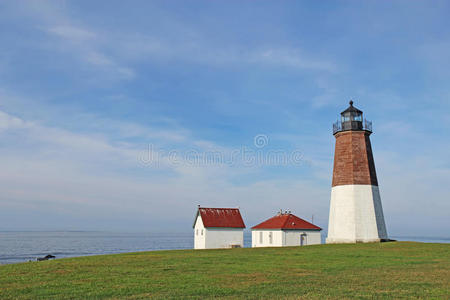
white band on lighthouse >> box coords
[327,185,388,243]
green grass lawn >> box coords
[0,242,448,299]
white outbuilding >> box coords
[252,212,322,247]
[193,206,245,249]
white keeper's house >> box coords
[252,211,322,247]
[193,206,245,249]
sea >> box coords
[0,231,448,265]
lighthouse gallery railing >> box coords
[333,119,372,134]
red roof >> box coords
[195,207,245,228]
[251,213,321,230]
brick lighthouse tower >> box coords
[326,101,388,243]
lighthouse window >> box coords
[354,114,362,121]
[342,115,350,122]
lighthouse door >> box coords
[300,233,307,246]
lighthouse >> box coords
[326,101,388,243]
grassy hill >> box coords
[0,242,448,299]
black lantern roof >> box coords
[341,100,362,115]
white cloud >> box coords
[43,25,136,80]
[115,32,336,72]
[0,109,331,230]
[4,1,336,82]
[1,2,448,235]
[16,4,137,81]
[46,25,96,41]
[0,110,32,131]
[250,48,336,71]
[0,1,134,80]
[0,100,449,234]
[376,150,450,235]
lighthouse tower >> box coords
[326,101,388,243]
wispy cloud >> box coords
[1,1,449,235]
[115,32,336,72]
[3,1,336,85]
[0,110,32,131]
[5,2,134,81]
[46,25,96,41]
[249,48,336,71]
[0,108,327,230]
[43,24,135,80]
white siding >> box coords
[204,228,244,249]
[327,184,388,243]
[194,215,206,249]
[252,230,284,247]
[194,215,244,249]
[252,229,321,247]
[284,230,321,246]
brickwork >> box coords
[332,130,378,187]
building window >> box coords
[201,229,203,236]
[259,231,263,244]
[196,229,198,235]
[269,232,273,244]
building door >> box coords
[300,233,307,246]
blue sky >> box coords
[0,1,449,235]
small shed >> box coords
[193,206,246,249]
[252,212,322,247]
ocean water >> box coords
[0,231,448,265]
[0,231,195,265]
